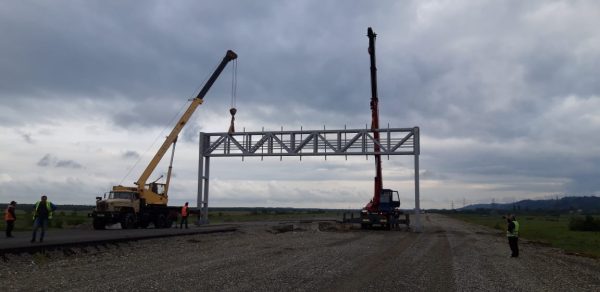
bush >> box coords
[568,215,600,231]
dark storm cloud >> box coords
[0,1,401,127]
[0,1,214,98]
[2,1,600,207]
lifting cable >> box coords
[118,61,221,186]
[228,59,238,134]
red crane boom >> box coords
[366,27,383,212]
[359,28,409,230]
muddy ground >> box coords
[1,214,599,291]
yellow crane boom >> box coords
[131,50,238,204]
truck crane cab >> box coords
[361,189,409,229]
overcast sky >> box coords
[1,0,599,209]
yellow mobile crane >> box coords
[91,50,238,229]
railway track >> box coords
[0,224,238,257]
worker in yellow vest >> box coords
[31,195,57,243]
[180,202,189,229]
[506,214,520,257]
[4,201,17,238]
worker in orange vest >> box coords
[180,202,189,229]
[4,201,17,238]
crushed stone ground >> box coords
[1,214,599,291]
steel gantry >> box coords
[197,126,422,231]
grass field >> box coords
[206,209,343,224]
[0,210,91,231]
[449,213,600,258]
[0,208,344,231]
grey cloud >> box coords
[181,122,203,144]
[0,175,104,204]
[20,132,33,144]
[37,154,52,167]
[56,160,83,169]
[420,170,447,180]
[37,154,83,169]
[565,174,600,195]
[3,1,600,208]
[122,151,141,160]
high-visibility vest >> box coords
[34,201,53,219]
[181,206,188,217]
[4,207,15,221]
[507,220,519,237]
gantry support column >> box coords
[197,133,211,224]
[412,127,422,232]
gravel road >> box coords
[1,214,599,291]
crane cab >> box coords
[361,188,408,230]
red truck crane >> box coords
[360,27,409,229]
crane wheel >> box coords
[121,213,136,229]
[93,219,106,230]
[154,214,167,229]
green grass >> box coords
[1,208,344,230]
[450,213,600,258]
[0,209,91,231]
[207,209,342,223]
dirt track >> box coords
[1,214,599,291]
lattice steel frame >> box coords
[197,127,422,231]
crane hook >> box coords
[228,107,237,134]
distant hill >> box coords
[460,196,600,213]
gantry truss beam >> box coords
[196,126,422,232]
[199,127,419,157]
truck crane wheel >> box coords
[165,217,174,228]
[138,212,151,228]
[154,213,167,229]
[93,218,106,230]
[121,213,136,229]
[139,220,150,228]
